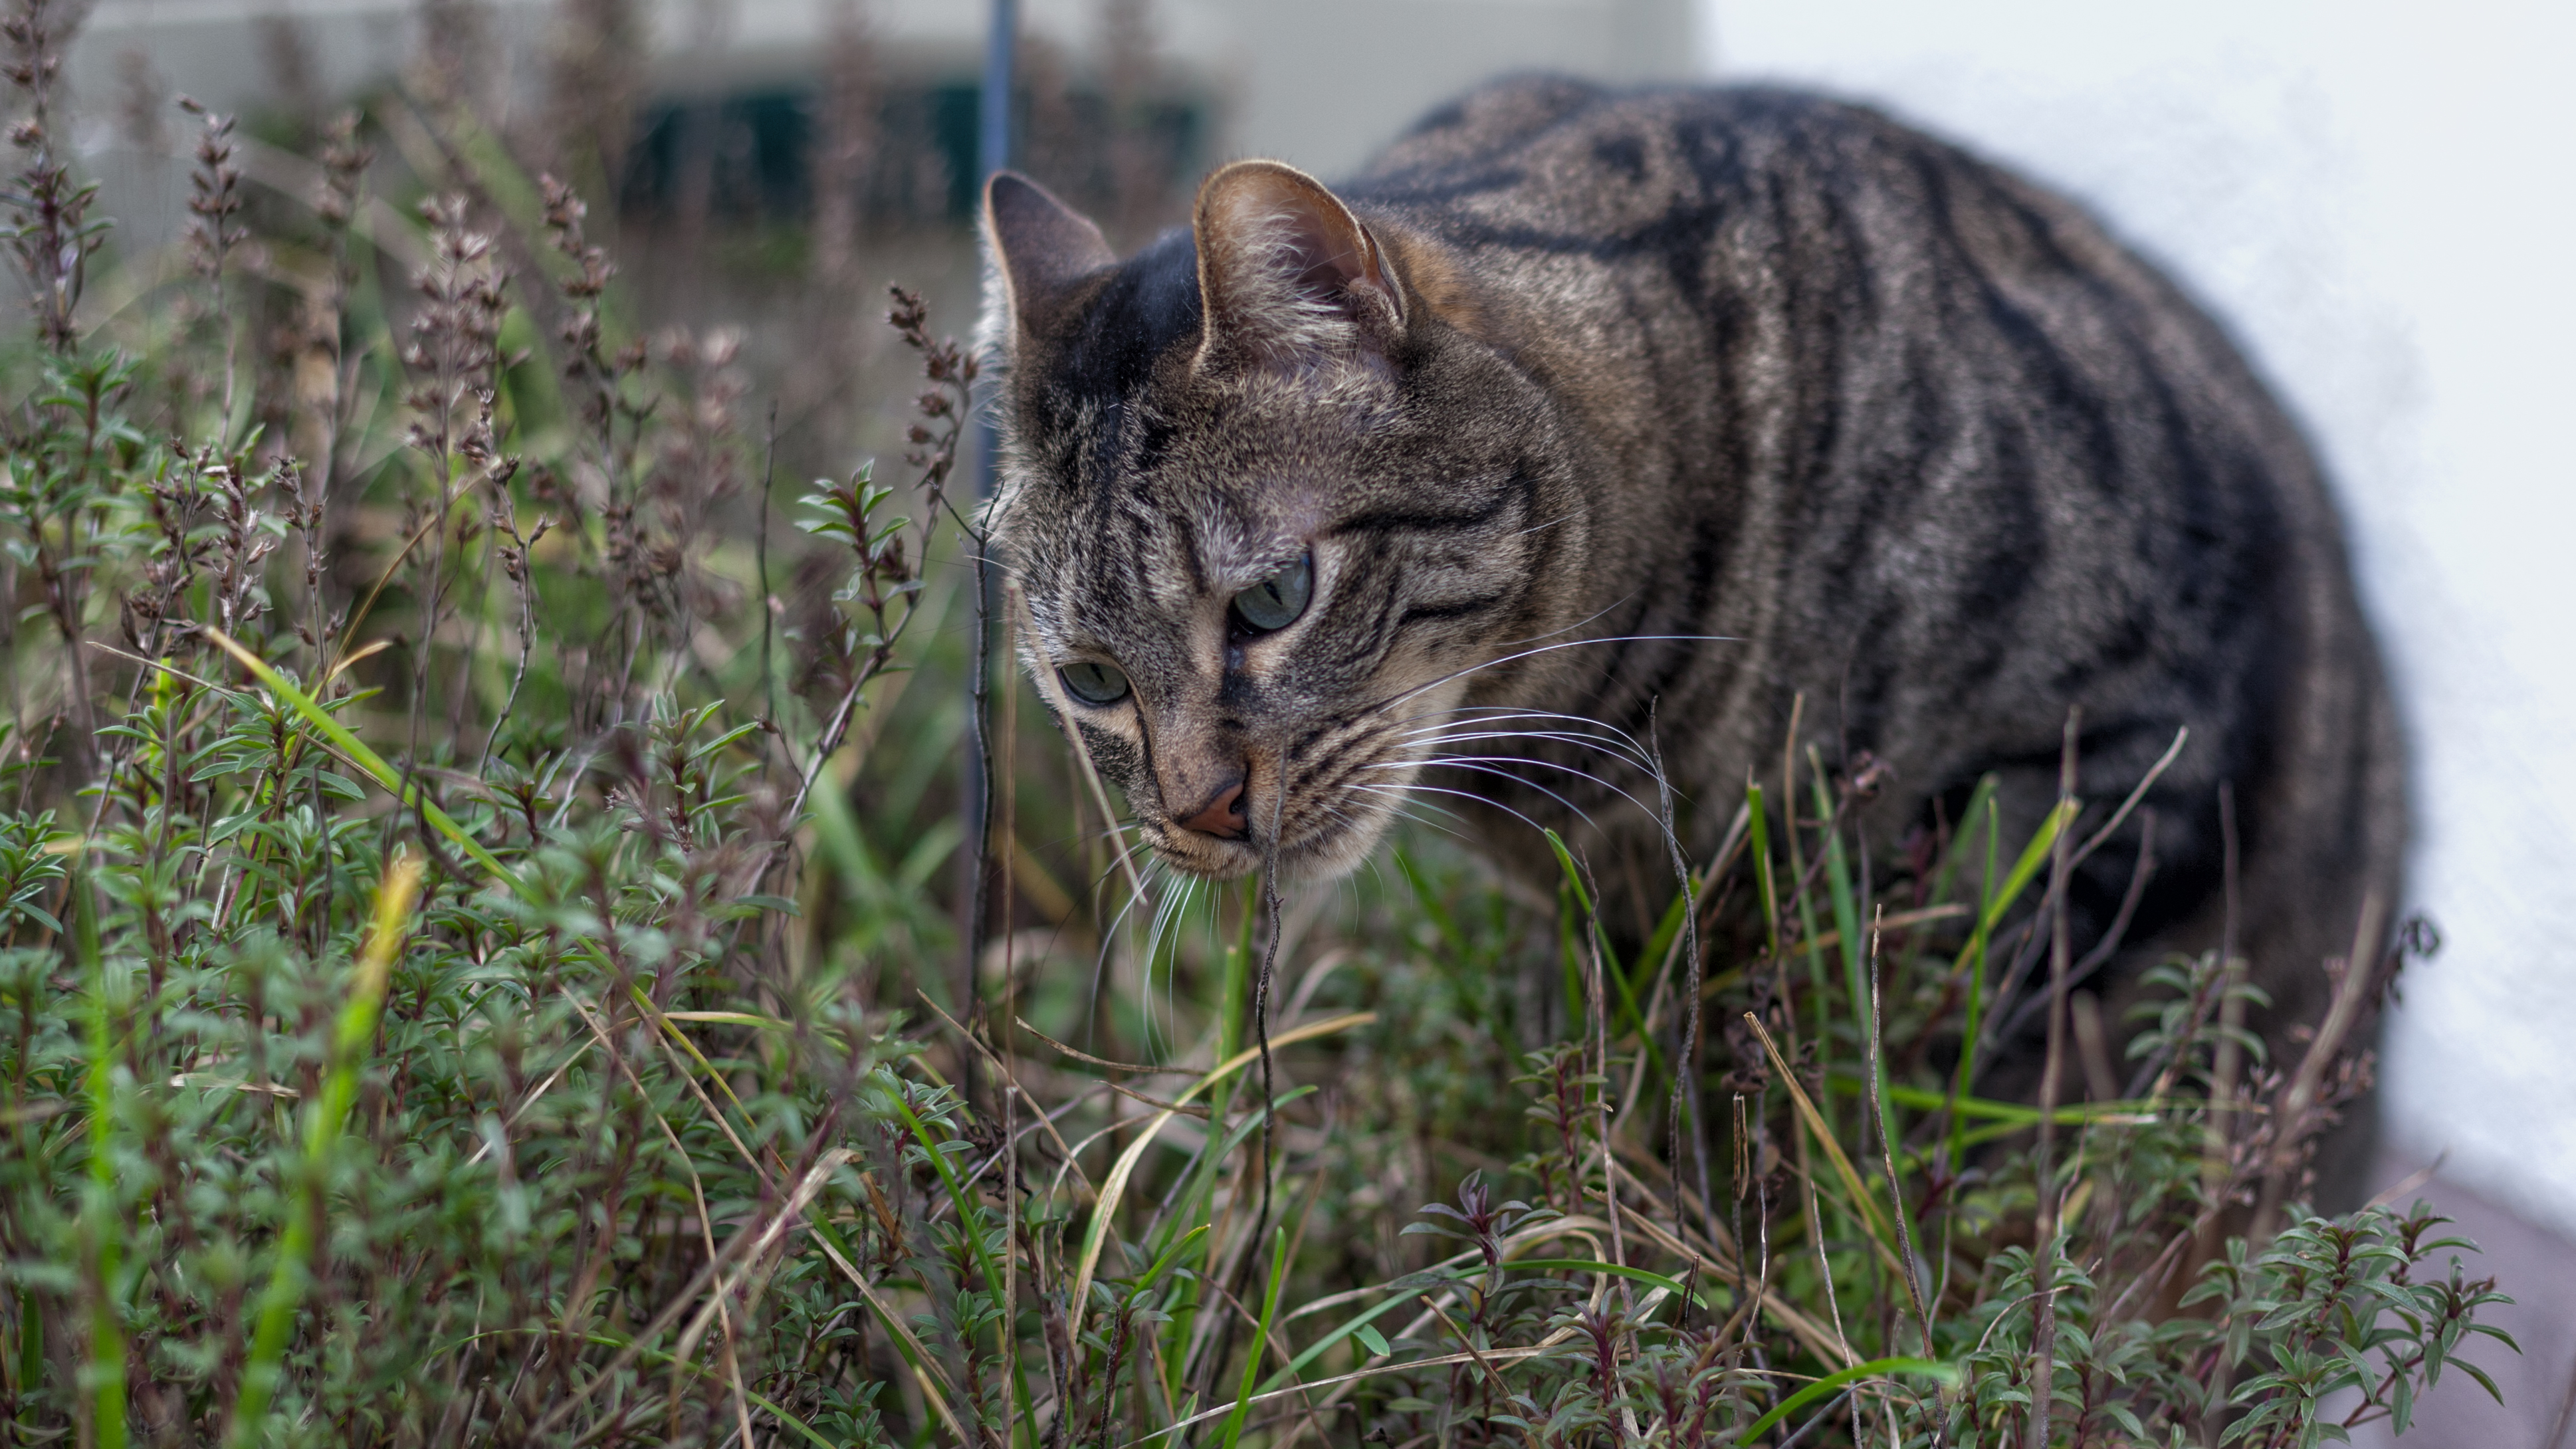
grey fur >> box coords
[982,78,2404,1188]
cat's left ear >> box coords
[1193,160,1406,372]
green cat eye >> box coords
[1058,661,1130,706]
[1232,552,1313,634]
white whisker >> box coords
[1348,780,1564,845]
[1364,631,1738,720]
[1091,834,1159,933]
[1494,594,1644,652]
[1363,757,1611,836]
[1396,725,1660,775]
[1140,868,1197,1057]
[1399,701,1652,740]
[1404,703,1656,753]
[1382,751,1665,820]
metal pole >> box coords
[980,0,1018,183]
[961,0,1015,1081]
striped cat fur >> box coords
[980,76,2405,1194]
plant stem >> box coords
[2029,710,2080,1449]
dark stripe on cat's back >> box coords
[1907,162,2125,502]
[1932,154,2251,573]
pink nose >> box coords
[1178,780,1248,839]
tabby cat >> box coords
[980,77,2403,1189]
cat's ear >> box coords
[984,172,1117,335]
[1192,160,1405,372]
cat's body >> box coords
[983,78,2402,1184]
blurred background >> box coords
[62,0,2576,1429]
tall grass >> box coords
[0,3,2516,1444]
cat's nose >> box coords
[1177,778,1249,839]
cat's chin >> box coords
[1148,836,1262,879]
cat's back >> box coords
[1339,77,2326,709]
[1354,76,1876,197]
[1346,76,2062,266]
[1348,76,2257,388]
[1348,80,2402,1194]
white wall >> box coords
[1703,0,2576,1234]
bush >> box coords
[0,6,2514,1444]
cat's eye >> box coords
[1231,552,1313,635]
[1058,661,1130,706]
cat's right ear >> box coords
[1192,160,1406,374]
[984,172,1117,336]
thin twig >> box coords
[2028,709,2081,1449]
[2250,891,2386,1241]
[756,401,777,728]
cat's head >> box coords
[982,163,1589,881]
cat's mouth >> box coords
[1142,746,1422,883]
[1143,809,1394,883]
[1130,682,1480,883]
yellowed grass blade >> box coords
[1067,1012,1376,1346]
[1742,1012,1907,1276]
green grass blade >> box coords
[75,859,125,1449]
[1489,1259,1717,1311]
[1746,782,1781,961]
[877,1075,1037,1430]
[1154,1085,1324,1272]
[1926,775,1997,915]
[1947,795,2075,1157]
[1950,785,2004,1167]
[1636,883,1693,994]
[201,627,517,889]
[1807,752,1864,1018]
[225,853,423,1448]
[1739,1356,1959,1440]
[1834,1073,2158,1126]
[1215,1227,1290,1449]
[1955,796,2076,973]
[1163,881,1265,1398]
[1541,829,1596,922]
[1258,1288,1420,1393]
[1394,850,1464,953]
